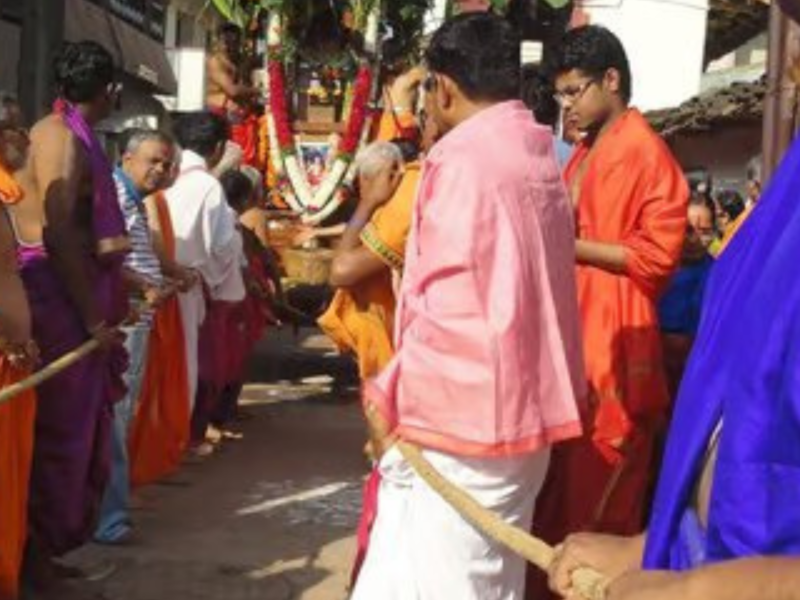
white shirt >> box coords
[164,149,246,303]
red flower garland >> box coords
[268,47,374,161]
[340,65,373,157]
[268,51,294,152]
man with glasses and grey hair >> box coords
[94,128,178,545]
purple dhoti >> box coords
[19,101,129,556]
[18,247,125,556]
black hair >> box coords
[521,64,559,128]
[220,169,254,214]
[217,23,242,38]
[685,169,713,196]
[172,111,229,158]
[390,137,420,163]
[54,41,116,104]
[689,191,717,229]
[716,189,746,222]
[425,12,521,103]
[551,25,632,104]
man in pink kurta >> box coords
[352,13,585,600]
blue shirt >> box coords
[114,168,163,323]
[658,255,713,336]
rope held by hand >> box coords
[365,406,609,600]
[0,339,100,406]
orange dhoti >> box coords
[128,193,191,487]
[528,110,688,600]
[0,360,36,600]
[128,296,190,488]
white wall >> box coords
[579,0,709,111]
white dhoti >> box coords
[351,446,551,600]
[177,287,205,410]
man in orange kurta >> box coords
[0,132,38,600]
[528,25,688,600]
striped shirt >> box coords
[114,169,163,324]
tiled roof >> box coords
[647,76,766,137]
[706,0,770,63]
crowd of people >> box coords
[0,40,284,599]
[2,5,800,600]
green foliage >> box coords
[209,0,435,67]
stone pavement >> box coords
[67,329,366,600]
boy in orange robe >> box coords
[528,25,688,600]
[0,121,38,600]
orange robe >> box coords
[529,110,688,598]
[0,360,36,600]
[128,193,191,487]
[1,164,36,600]
[374,110,417,143]
[318,163,419,379]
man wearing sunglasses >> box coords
[353,13,584,599]
[528,24,689,600]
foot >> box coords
[220,428,244,441]
[205,425,223,445]
[190,441,215,458]
[93,528,135,547]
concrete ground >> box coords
[68,328,366,600]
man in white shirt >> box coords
[166,112,246,453]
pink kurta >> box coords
[364,100,586,458]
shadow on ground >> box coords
[67,328,367,600]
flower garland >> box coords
[266,6,381,224]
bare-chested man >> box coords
[8,41,129,598]
[206,23,261,166]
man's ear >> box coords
[603,68,622,96]
[438,75,460,112]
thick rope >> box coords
[366,405,608,600]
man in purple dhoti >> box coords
[8,41,129,597]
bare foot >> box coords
[190,441,215,458]
[221,429,244,441]
[205,425,223,445]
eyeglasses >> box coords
[422,73,437,93]
[418,109,427,131]
[554,79,596,107]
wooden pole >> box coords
[762,1,800,182]
[365,405,609,600]
[0,339,100,407]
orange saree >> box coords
[529,110,688,598]
[128,193,191,487]
[0,360,35,600]
[318,163,419,379]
